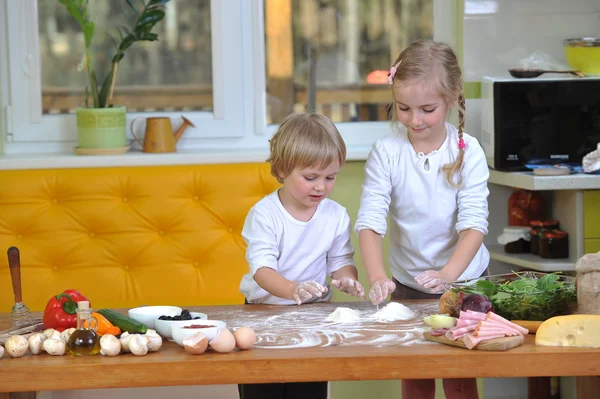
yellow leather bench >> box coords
[0,163,279,312]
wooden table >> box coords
[1,300,599,397]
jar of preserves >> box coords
[498,226,531,254]
[508,189,545,227]
[539,230,569,259]
[529,220,560,255]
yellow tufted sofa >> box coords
[0,163,280,312]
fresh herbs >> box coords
[453,273,577,321]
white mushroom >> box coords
[28,333,47,355]
[43,328,56,338]
[100,334,121,356]
[61,328,76,341]
[50,330,62,340]
[43,338,66,356]
[5,335,29,358]
[128,335,149,356]
[0,345,4,359]
[119,332,132,353]
[144,329,163,352]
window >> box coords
[39,1,213,115]
[264,0,434,125]
[0,0,455,155]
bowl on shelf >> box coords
[154,311,208,339]
[451,271,577,321]
[171,319,227,346]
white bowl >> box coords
[171,319,226,346]
[127,306,182,329]
[154,312,208,339]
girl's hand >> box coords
[415,270,451,294]
[292,281,328,305]
[331,277,366,300]
[368,278,396,306]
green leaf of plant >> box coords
[98,66,114,109]
[82,22,95,48]
[89,71,100,108]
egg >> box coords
[233,327,256,350]
[209,328,236,353]
[182,331,208,355]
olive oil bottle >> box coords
[67,300,100,356]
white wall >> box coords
[464,0,600,82]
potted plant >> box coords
[59,0,170,153]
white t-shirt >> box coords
[240,190,355,305]
[355,122,490,292]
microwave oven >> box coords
[481,76,600,171]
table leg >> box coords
[528,377,560,399]
[576,376,600,399]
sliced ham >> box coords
[446,324,478,341]
[456,318,480,328]
[459,310,486,321]
[429,328,449,336]
[486,312,529,335]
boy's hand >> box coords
[292,281,328,305]
[369,278,396,306]
[415,270,451,294]
[331,277,366,300]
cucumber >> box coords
[97,309,148,334]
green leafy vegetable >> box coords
[453,272,576,321]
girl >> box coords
[355,39,489,399]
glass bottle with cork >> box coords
[67,300,100,356]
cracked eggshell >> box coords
[233,327,256,350]
[5,335,29,358]
[182,332,208,355]
[28,333,47,355]
[209,328,236,353]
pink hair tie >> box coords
[387,60,402,85]
[387,66,396,85]
[458,138,466,150]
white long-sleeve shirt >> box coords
[240,190,355,305]
[355,123,490,292]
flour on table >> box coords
[372,302,416,321]
[326,307,361,323]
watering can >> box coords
[130,116,195,153]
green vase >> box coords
[76,106,127,149]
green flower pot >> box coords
[76,106,127,149]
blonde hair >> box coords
[388,39,466,187]
[267,113,346,183]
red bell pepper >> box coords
[43,289,90,332]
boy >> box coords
[238,113,364,399]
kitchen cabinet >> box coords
[488,170,600,272]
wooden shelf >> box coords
[488,244,575,272]
[488,169,600,191]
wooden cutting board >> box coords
[423,331,524,351]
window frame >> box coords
[0,0,458,156]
